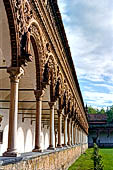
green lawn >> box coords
[69,148,113,170]
[99,148,113,170]
[68,148,94,170]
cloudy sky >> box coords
[58,0,113,109]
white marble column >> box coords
[3,67,24,157]
[48,102,55,149]
[33,90,44,152]
[64,115,67,146]
[57,110,62,148]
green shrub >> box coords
[92,143,104,170]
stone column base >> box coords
[32,146,42,153]
[3,150,20,157]
[32,149,42,153]
[71,144,74,146]
[47,146,55,150]
[67,143,72,147]
[57,144,62,148]
[62,144,68,147]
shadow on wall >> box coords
[0,113,50,155]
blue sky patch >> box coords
[58,0,113,108]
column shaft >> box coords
[8,80,18,152]
[67,119,71,146]
[80,130,81,144]
[33,94,42,152]
[57,112,62,147]
[73,124,76,145]
[82,131,83,145]
[75,126,77,145]
[71,122,74,145]
[55,130,57,148]
[77,128,79,144]
[78,129,80,144]
[64,116,67,146]
[48,102,55,149]
[3,67,24,157]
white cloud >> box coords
[58,0,70,22]
[83,91,113,106]
[58,0,113,107]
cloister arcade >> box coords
[0,0,88,160]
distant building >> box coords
[88,114,113,147]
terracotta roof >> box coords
[49,0,85,113]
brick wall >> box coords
[0,144,88,170]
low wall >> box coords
[0,144,88,170]
[82,143,88,153]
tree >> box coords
[88,106,97,114]
[98,108,105,114]
[106,106,113,123]
[88,107,105,114]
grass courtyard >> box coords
[68,148,113,170]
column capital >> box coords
[34,89,45,101]
[64,114,68,119]
[7,67,24,83]
[72,121,75,125]
[69,118,72,122]
[55,129,58,134]
[48,101,55,108]
[57,109,63,116]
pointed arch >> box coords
[3,0,17,66]
[29,21,45,89]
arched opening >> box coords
[40,57,58,149]
[0,0,12,155]
[3,0,17,66]
[17,127,24,153]
[25,129,32,152]
[0,125,8,156]
[30,36,41,90]
[0,0,11,67]
[45,132,49,149]
[18,34,41,153]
